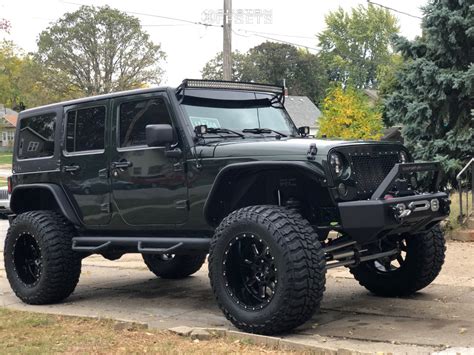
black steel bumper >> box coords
[338,162,450,244]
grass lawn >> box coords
[0,308,283,354]
[0,152,12,165]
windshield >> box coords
[181,99,298,137]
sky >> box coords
[0,0,427,86]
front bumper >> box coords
[337,162,449,244]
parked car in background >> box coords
[0,186,11,217]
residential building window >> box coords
[66,106,106,153]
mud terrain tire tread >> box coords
[350,225,445,297]
[4,210,81,304]
[209,205,326,335]
[142,253,206,279]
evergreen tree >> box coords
[385,0,473,185]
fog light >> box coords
[430,199,439,212]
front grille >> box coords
[351,154,399,196]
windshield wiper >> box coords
[205,127,245,138]
[242,128,287,138]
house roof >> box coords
[0,107,18,127]
[284,96,321,128]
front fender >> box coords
[203,161,326,226]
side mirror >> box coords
[298,126,310,137]
[146,124,175,147]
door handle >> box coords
[111,160,133,169]
[63,165,80,173]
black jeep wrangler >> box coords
[5,80,449,335]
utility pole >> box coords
[223,0,232,81]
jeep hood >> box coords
[199,138,402,159]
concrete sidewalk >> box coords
[1,219,473,353]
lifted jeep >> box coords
[5,79,449,335]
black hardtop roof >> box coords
[20,86,174,115]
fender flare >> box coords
[10,183,82,226]
[203,161,326,226]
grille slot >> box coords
[351,154,399,196]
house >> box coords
[0,105,18,147]
[284,96,321,136]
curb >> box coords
[169,326,375,354]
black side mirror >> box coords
[298,126,310,137]
[146,124,175,147]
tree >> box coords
[0,41,23,108]
[37,5,165,96]
[318,86,383,140]
[0,18,11,33]
[385,0,473,185]
[318,4,399,89]
[201,51,248,81]
[0,41,79,110]
[201,42,328,103]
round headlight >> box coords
[329,152,345,177]
[399,151,408,163]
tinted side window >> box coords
[119,97,172,147]
[66,106,106,153]
[18,113,56,159]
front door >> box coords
[110,92,188,225]
[61,100,111,226]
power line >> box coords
[60,0,223,28]
[237,29,316,40]
[367,0,422,20]
[234,29,320,52]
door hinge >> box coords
[175,200,189,210]
[100,203,111,213]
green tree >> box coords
[37,5,165,96]
[318,4,399,88]
[318,86,383,140]
[0,41,23,108]
[201,42,328,103]
[0,41,79,109]
[201,51,248,81]
[385,0,473,185]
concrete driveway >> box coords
[1,219,473,353]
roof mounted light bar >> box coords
[176,79,285,104]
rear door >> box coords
[110,92,188,225]
[60,100,111,226]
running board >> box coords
[72,236,210,254]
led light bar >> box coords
[181,79,284,95]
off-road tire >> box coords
[4,211,81,304]
[142,253,206,279]
[350,225,445,297]
[208,205,326,335]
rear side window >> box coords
[18,113,56,159]
[66,106,106,153]
[119,97,172,147]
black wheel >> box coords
[4,211,82,304]
[208,205,326,335]
[142,253,206,279]
[350,225,445,297]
